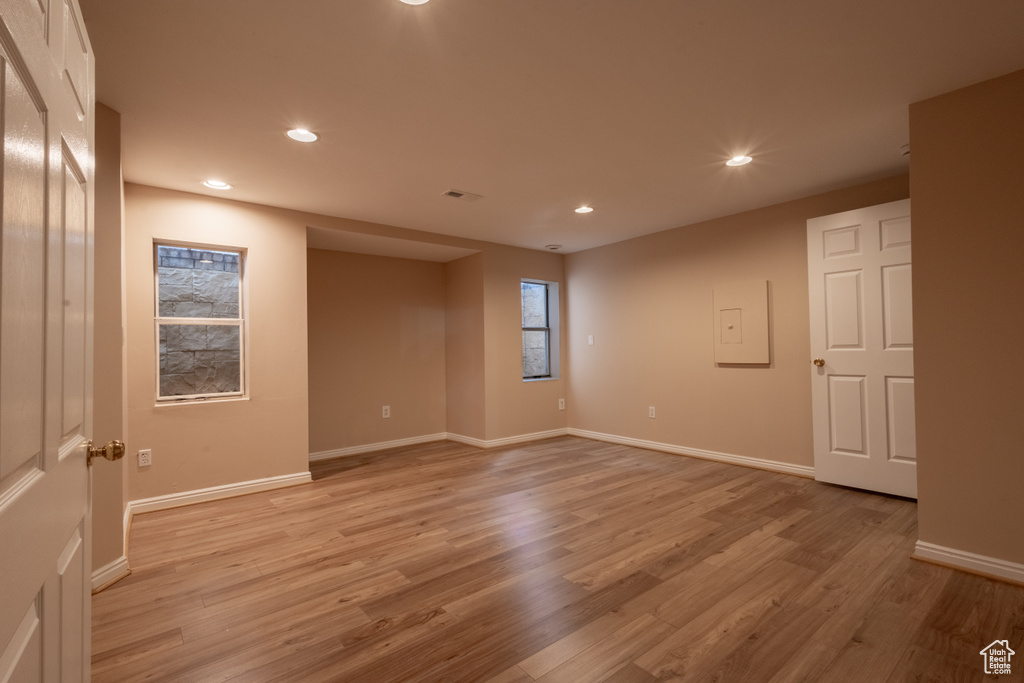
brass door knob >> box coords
[87,440,126,466]
[812,358,825,367]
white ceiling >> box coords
[80,0,1024,254]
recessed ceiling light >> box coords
[575,206,594,214]
[287,129,319,143]
[399,0,429,4]
[545,244,562,251]
[726,155,752,167]
[203,179,232,190]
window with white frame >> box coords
[522,279,559,380]
[155,243,245,401]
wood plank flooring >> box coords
[91,437,1024,682]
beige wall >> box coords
[124,184,309,501]
[443,246,569,442]
[307,249,446,453]
[482,247,567,440]
[118,174,569,500]
[565,175,910,467]
[911,69,1024,563]
[445,253,486,440]
[91,103,126,571]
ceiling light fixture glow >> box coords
[726,155,752,167]
[399,0,429,4]
[575,206,594,214]
[287,128,319,143]
[203,179,232,190]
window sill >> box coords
[523,377,559,383]
[155,395,250,407]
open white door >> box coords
[0,0,98,680]
[807,199,917,498]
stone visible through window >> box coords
[155,244,244,400]
[522,281,550,378]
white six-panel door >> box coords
[807,199,916,498]
[0,0,95,680]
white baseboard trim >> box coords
[128,471,312,516]
[567,428,815,478]
[447,428,569,449]
[307,428,812,479]
[309,433,448,462]
[314,430,571,457]
[92,555,130,593]
[914,541,1024,585]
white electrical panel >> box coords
[713,280,770,364]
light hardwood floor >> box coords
[92,437,1024,681]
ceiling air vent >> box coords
[442,189,482,202]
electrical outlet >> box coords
[138,449,152,467]
[382,405,391,419]
[649,406,656,419]
[558,398,565,410]
[588,335,594,346]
